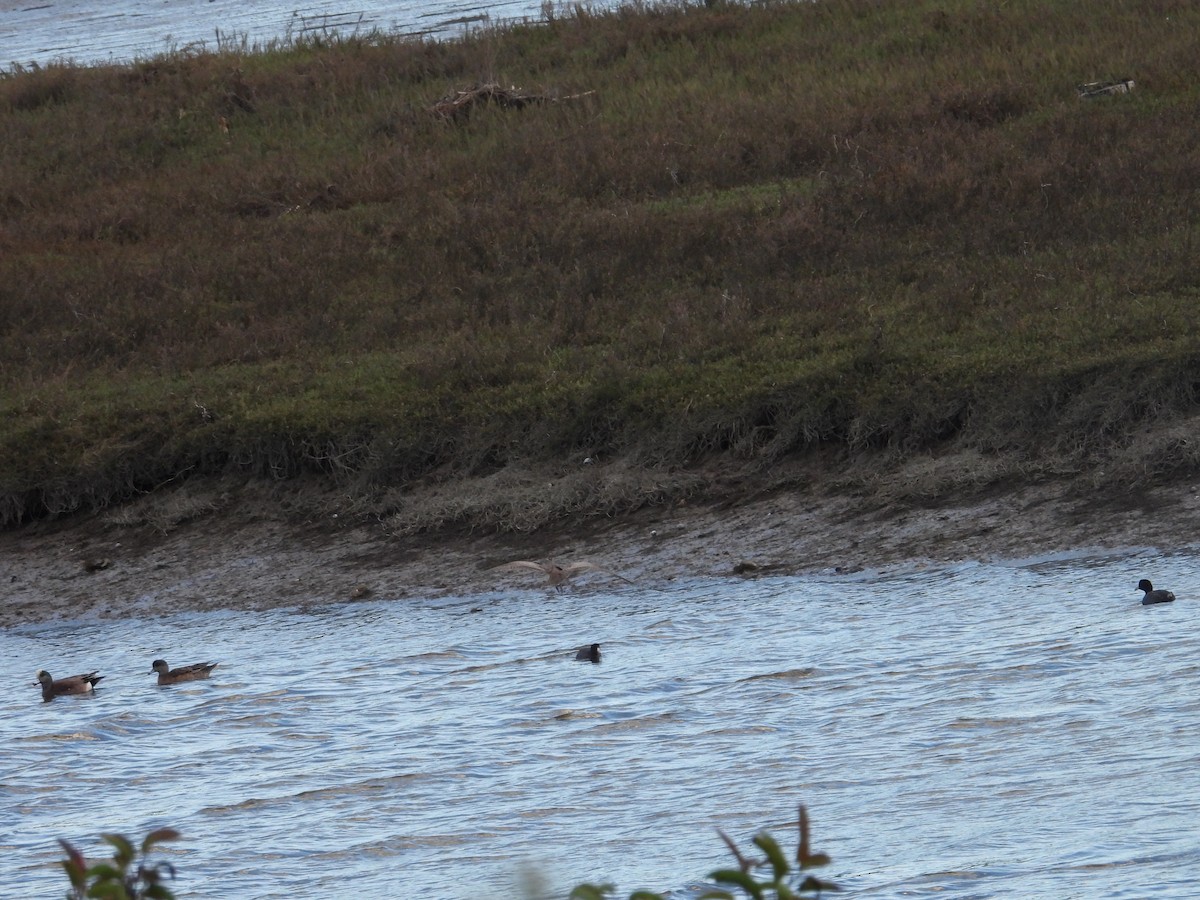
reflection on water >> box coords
[1,0,566,70]
[4,547,1200,898]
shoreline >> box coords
[5,464,1198,630]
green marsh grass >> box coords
[3,0,1200,526]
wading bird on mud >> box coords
[490,560,635,592]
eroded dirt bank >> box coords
[5,454,1200,629]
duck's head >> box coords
[1138,579,1154,592]
[150,659,169,674]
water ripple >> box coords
[4,548,1200,897]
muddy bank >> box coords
[5,451,1199,629]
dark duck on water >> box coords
[1138,579,1175,605]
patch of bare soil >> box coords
[4,455,1200,629]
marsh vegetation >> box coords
[3,0,1198,530]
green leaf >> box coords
[59,863,86,893]
[99,834,135,869]
[753,832,789,881]
[628,892,664,900]
[85,881,127,899]
[84,863,123,882]
[141,829,181,853]
[143,885,176,900]
[57,841,88,889]
[60,863,84,892]
[708,869,764,900]
[696,891,735,900]
[568,884,612,900]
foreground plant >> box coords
[58,828,180,899]
[570,805,839,899]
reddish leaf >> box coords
[141,829,181,853]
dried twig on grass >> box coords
[430,82,594,120]
[1077,78,1134,99]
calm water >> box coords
[1,0,565,70]
[4,546,1200,898]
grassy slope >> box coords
[2,0,1199,527]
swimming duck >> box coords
[574,643,601,663]
[150,659,218,685]
[1137,579,1176,605]
[36,670,103,702]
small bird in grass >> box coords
[490,560,635,592]
[1138,579,1176,605]
[36,670,103,702]
[574,643,601,663]
[150,659,218,685]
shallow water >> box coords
[4,547,1200,899]
[1,0,561,70]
